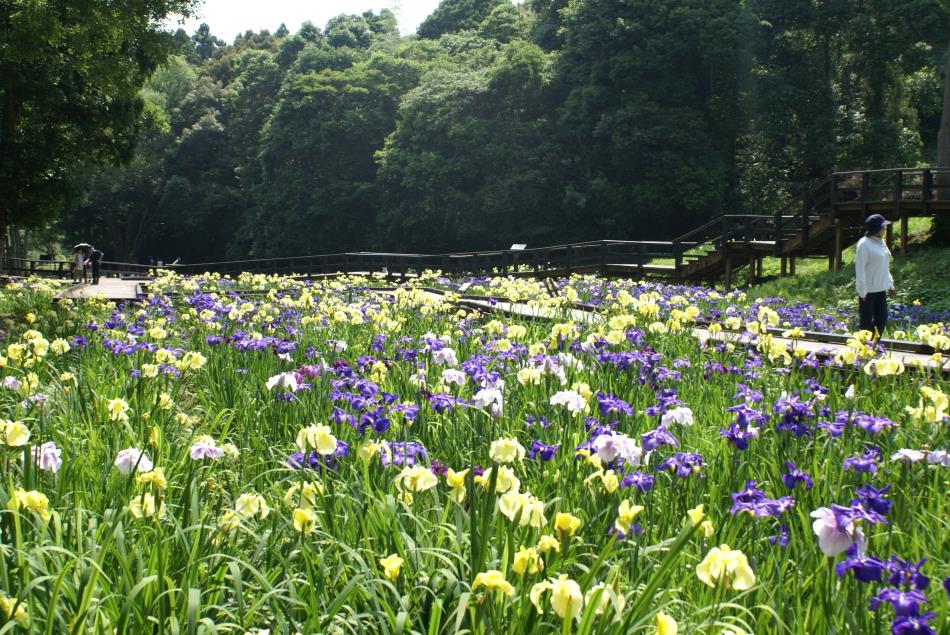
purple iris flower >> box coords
[620,470,655,492]
[527,440,559,462]
[653,367,681,382]
[768,524,790,547]
[852,484,892,517]
[390,403,419,422]
[379,392,399,405]
[610,521,642,539]
[890,613,937,635]
[358,407,391,436]
[730,481,765,513]
[287,441,349,471]
[727,403,766,428]
[887,557,930,591]
[625,328,645,346]
[944,577,950,600]
[734,383,763,404]
[297,364,325,379]
[380,441,427,467]
[782,461,813,490]
[329,407,356,427]
[641,426,679,451]
[729,481,794,517]
[833,502,888,527]
[656,452,704,478]
[773,392,813,437]
[835,544,886,582]
[853,413,899,435]
[703,360,729,377]
[587,420,617,439]
[429,393,462,414]
[352,378,379,398]
[844,447,882,473]
[870,588,928,617]
[720,423,757,450]
[596,392,634,417]
[525,415,550,428]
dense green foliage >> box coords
[56,0,950,262]
[751,219,950,314]
[0,0,201,238]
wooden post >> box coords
[756,256,763,278]
[789,256,796,275]
[748,252,756,285]
[885,222,893,250]
[893,170,903,234]
[900,215,908,256]
[724,254,733,288]
[834,223,843,272]
[780,256,787,276]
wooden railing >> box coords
[831,167,950,209]
[4,167,948,282]
[166,240,685,278]
[1,258,155,279]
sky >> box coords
[168,0,443,41]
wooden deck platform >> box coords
[54,278,142,302]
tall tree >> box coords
[417,0,507,39]
[0,0,199,255]
[251,51,421,256]
[554,0,742,238]
[377,40,561,251]
[935,0,950,240]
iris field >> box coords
[0,271,947,634]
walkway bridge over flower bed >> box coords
[5,167,950,287]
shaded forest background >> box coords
[57,0,950,262]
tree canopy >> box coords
[51,0,950,261]
[0,0,201,246]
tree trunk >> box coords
[935,43,950,243]
[0,216,6,275]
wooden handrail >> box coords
[4,167,947,282]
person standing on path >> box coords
[85,246,104,285]
[855,214,895,337]
[72,247,87,284]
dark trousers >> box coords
[859,292,887,336]
[91,262,100,284]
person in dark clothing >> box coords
[85,247,104,284]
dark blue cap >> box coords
[864,214,891,236]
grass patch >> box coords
[750,218,950,313]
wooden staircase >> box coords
[663,167,950,285]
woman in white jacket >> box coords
[854,214,895,337]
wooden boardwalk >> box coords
[54,278,142,302]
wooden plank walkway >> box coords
[54,278,142,302]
